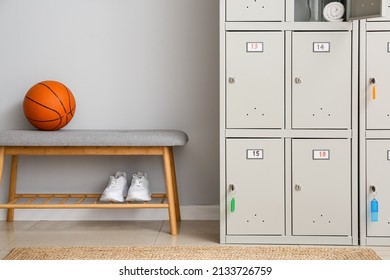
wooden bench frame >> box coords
[0,145,181,235]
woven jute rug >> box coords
[3,246,381,260]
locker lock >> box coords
[229,184,236,192]
[295,184,302,191]
[228,77,236,84]
[370,185,376,193]
[295,77,302,84]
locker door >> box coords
[226,139,284,235]
[292,32,351,129]
[367,0,390,21]
[226,32,284,129]
[348,0,385,20]
[292,139,351,236]
[366,140,390,237]
[226,0,284,22]
[366,32,390,129]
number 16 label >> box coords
[247,149,264,159]
[313,150,330,160]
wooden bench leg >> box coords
[0,147,4,196]
[163,146,177,235]
[169,147,181,221]
[7,155,18,222]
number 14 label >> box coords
[313,42,330,53]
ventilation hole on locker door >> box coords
[328,114,331,117]
[320,215,323,217]
[262,6,265,9]
[313,221,316,223]
[254,214,257,217]
[246,114,249,116]
[246,220,249,223]
[246,6,249,8]
[320,108,323,110]
[262,114,265,116]
[262,220,265,223]
[313,114,315,116]
[328,221,331,223]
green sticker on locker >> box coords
[231,197,235,213]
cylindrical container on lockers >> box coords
[309,0,321,21]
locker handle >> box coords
[370,78,376,100]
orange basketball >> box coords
[23,80,76,130]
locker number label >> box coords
[313,42,330,53]
[313,150,330,160]
[246,42,263,53]
[247,149,264,160]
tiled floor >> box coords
[0,220,389,259]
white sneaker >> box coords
[99,172,128,202]
[126,172,151,202]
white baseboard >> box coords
[0,205,219,221]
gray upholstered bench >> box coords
[0,129,189,235]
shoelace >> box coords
[132,178,144,188]
[108,177,125,189]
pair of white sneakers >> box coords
[99,171,151,202]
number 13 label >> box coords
[247,42,263,53]
[247,149,264,159]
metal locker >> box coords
[226,32,284,129]
[226,0,284,22]
[366,140,390,237]
[366,32,390,129]
[292,32,351,129]
[292,139,351,236]
[226,139,284,235]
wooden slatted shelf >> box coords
[0,193,168,209]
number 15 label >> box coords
[247,149,264,159]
